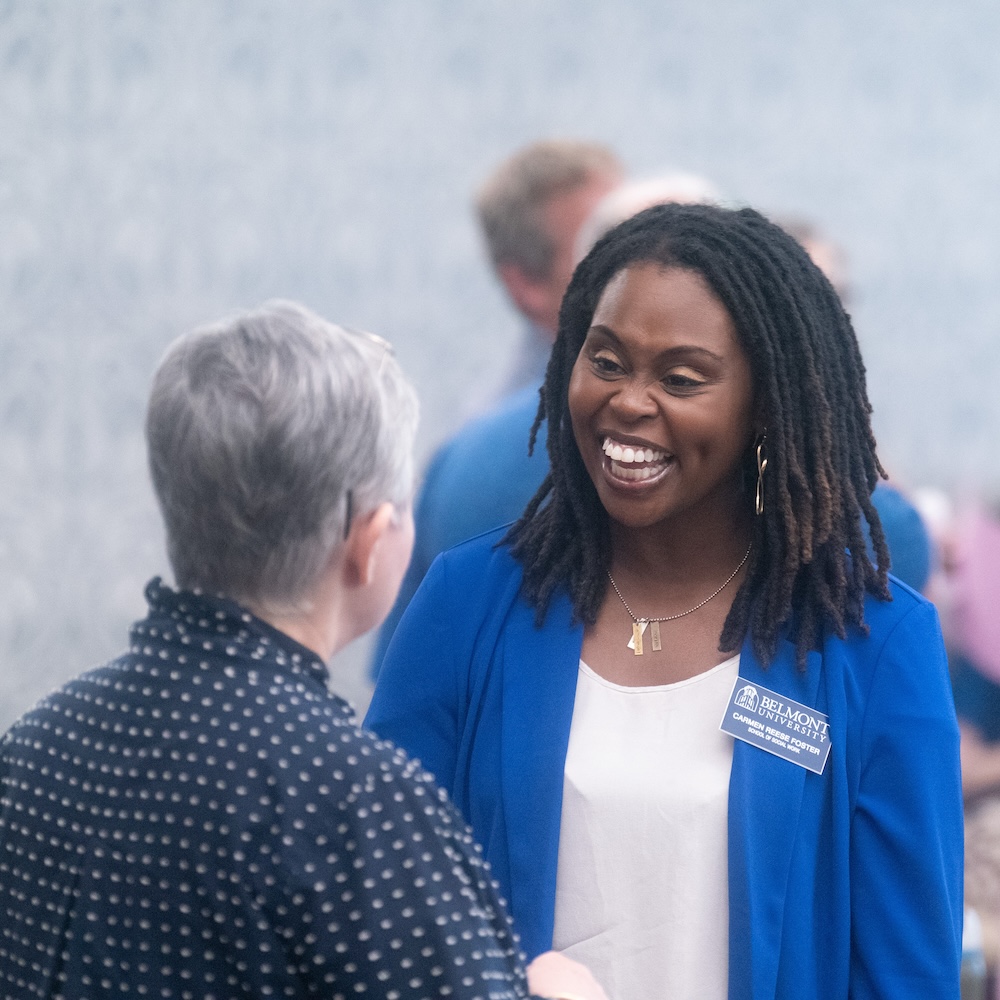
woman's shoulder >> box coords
[430,526,525,591]
[397,527,530,641]
[821,573,947,689]
[860,573,940,642]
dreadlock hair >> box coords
[504,202,891,667]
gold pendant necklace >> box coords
[607,542,752,655]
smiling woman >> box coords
[566,265,757,683]
[365,204,964,1000]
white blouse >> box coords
[552,654,739,1000]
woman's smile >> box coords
[600,435,673,484]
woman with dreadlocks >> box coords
[366,203,962,1000]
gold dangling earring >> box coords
[755,433,768,516]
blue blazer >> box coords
[366,530,963,1000]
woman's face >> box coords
[568,263,756,533]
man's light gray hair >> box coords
[476,139,622,280]
[146,300,418,612]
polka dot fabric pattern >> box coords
[0,580,535,1000]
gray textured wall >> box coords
[3,0,999,729]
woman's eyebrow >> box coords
[585,324,725,363]
[586,323,620,342]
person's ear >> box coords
[342,502,395,587]
[497,262,552,327]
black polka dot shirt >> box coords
[0,580,540,1000]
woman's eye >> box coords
[590,354,623,376]
[663,372,705,390]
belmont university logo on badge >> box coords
[721,680,832,774]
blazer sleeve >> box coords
[849,599,963,998]
[364,551,465,795]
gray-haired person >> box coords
[0,301,605,1000]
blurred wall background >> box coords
[2,0,999,729]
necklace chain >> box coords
[607,542,752,625]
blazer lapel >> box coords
[728,639,824,1000]
[499,590,583,959]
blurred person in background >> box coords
[929,499,1000,984]
[0,302,606,1000]
[483,140,625,397]
[367,204,963,999]
[572,170,722,263]
[370,139,623,676]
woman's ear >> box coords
[342,502,395,587]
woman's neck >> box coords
[608,505,754,587]
[587,505,755,687]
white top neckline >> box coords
[578,651,741,694]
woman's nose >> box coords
[609,376,658,420]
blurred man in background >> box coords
[370,139,622,675]
[480,139,624,394]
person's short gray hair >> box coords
[476,139,622,280]
[573,171,722,262]
[146,300,418,612]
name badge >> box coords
[720,678,831,774]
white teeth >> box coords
[602,437,667,465]
[609,461,662,481]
